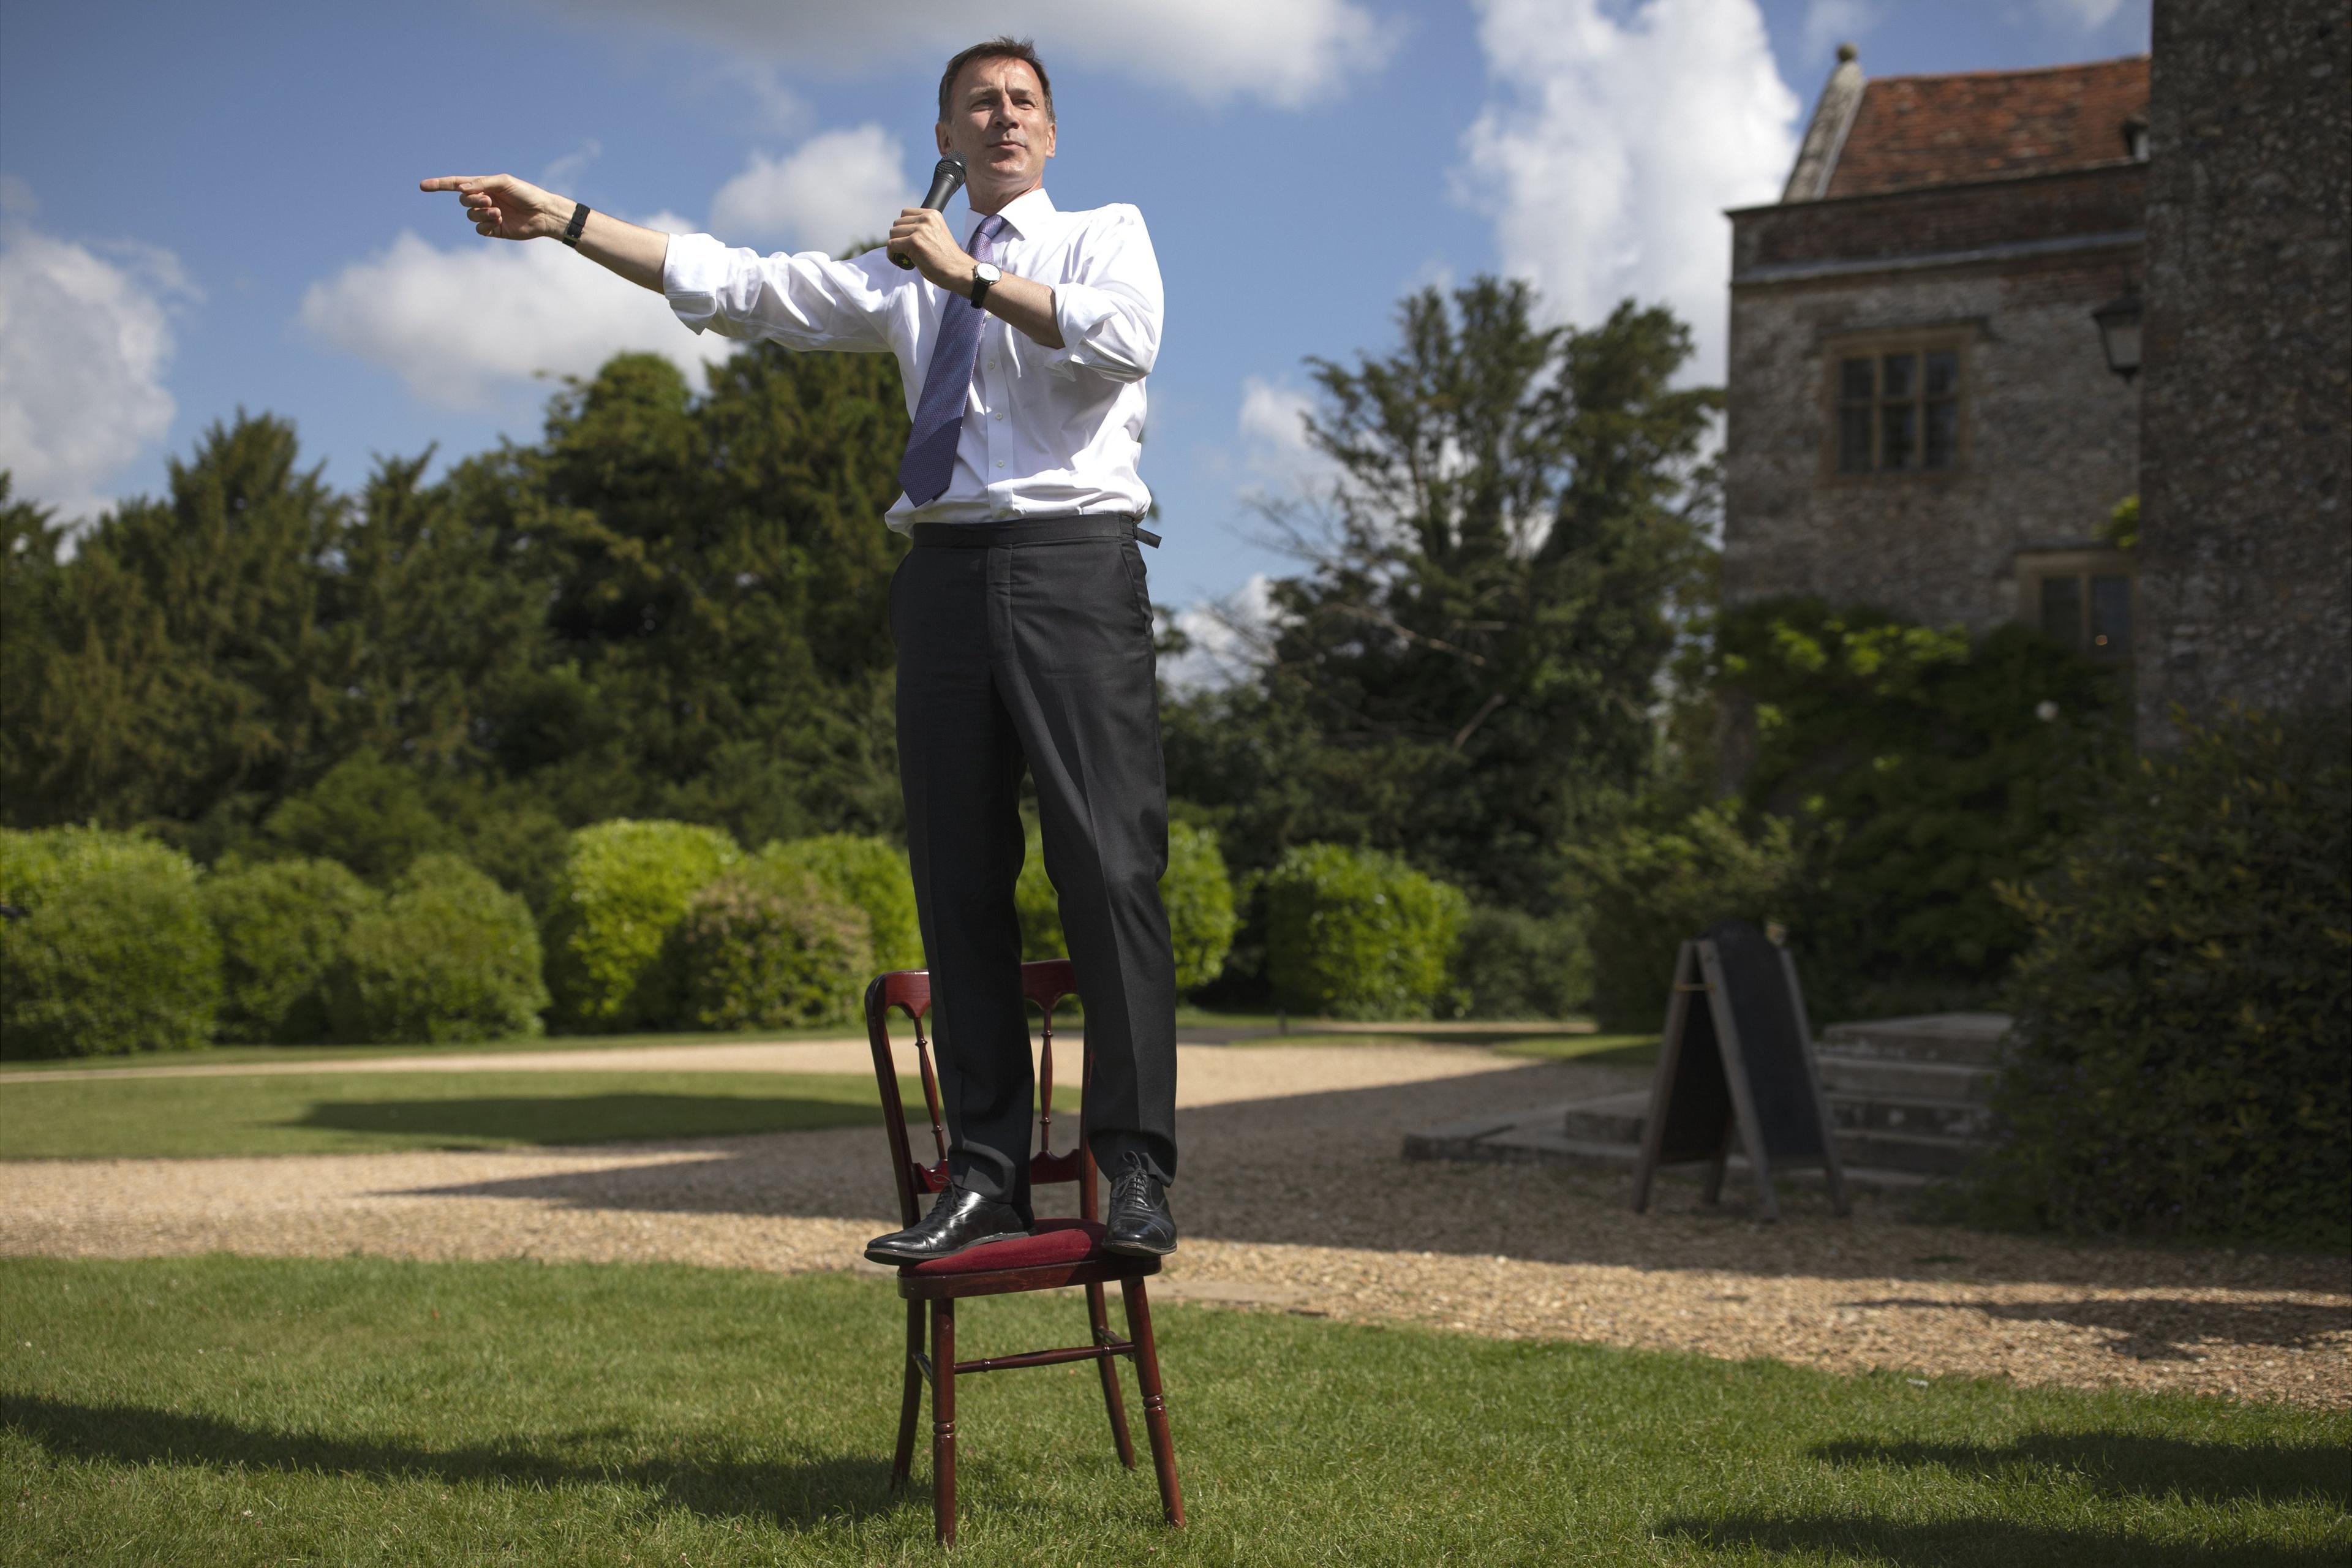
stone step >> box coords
[1559,1090,1649,1144]
[1817,1011,2013,1066]
[1403,1110,1931,1194]
[1828,1093,2000,1140]
[1559,1085,2001,1146]
[1832,1126,1985,1177]
[1817,1055,1997,1102]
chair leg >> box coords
[891,1298,922,1490]
[931,1297,957,1547]
[1087,1280,1136,1468]
[1120,1278,1185,1528]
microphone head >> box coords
[921,153,968,211]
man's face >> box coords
[937,56,1056,206]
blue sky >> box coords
[1,0,2150,616]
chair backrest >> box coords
[864,958,1100,1228]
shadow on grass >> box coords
[1654,1513,2339,1567]
[1838,1295,2352,1360]
[1812,1431,2352,1509]
[288,1093,881,1147]
[0,1391,902,1529]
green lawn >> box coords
[1495,1031,1661,1069]
[0,1022,880,1076]
[0,1070,1088,1161]
[1,1255,2343,1566]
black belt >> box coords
[910,514,1160,549]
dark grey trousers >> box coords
[891,514,1179,1214]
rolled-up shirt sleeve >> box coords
[1042,205,1163,383]
[662,232,894,352]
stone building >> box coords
[1721,48,2152,661]
[2133,0,2350,739]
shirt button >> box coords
[993,411,1004,421]
[995,461,1005,469]
[988,360,998,370]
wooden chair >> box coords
[864,959,1184,1547]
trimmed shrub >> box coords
[542,820,741,1031]
[1717,598,2124,1012]
[1014,820,1237,993]
[1262,843,1466,1020]
[326,854,549,1045]
[205,857,379,1044]
[673,862,875,1030]
[0,827,221,1058]
[1566,804,1806,1031]
[761,834,923,972]
[1968,710,2351,1247]
[1452,907,1589,1020]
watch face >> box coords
[975,263,1002,282]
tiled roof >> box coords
[1822,55,2150,198]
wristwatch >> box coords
[970,262,1001,309]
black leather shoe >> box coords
[864,1184,1032,1265]
[1103,1158,1177,1257]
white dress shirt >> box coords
[662,187,1161,529]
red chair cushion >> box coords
[905,1216,1105,1276]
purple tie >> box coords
[897,214,1008,507]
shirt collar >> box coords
[976,186,1057,244]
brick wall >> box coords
[1732,164,2147,274]
[1724,251,2141,631]
[2133,0,2352,738]
[1723,162,2144,633]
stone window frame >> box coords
[1819,328,1975,484]
[2015,546,2136,664]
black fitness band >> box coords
[561,203,589,248]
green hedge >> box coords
[1262,843,1465,1019]
[0,827,222,1058]
[1566,804,1807,1031]
[672,862,873,1030]
[205,857,379,1044]
[541,820,741,1031]
[1015,820,1237,993]
[1969,710,2351,1246]
[760,834,922,973]
[1717,599,2123,1013]
[1452,907,1589,1020]
[326,854,549,1045]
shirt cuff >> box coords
[1041,282,1126,379]
[662,232,731,334]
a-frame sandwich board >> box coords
[1629,918,1850,1220]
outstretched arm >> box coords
[418,173,668,293]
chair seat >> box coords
[903,1216,1107,1276]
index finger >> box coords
[419,175,488,192]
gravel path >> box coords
[3,1044,2345,1409]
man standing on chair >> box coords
[420,37,1178,1261]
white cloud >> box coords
[1237,375,1326,492]
[0,213,193,523]
[2035,0,2128,28]
[538,137,603,191]
[530,0,1398,108]
[718,60,814,137]
[1455,0,1800,385]
[1161,573,1281,692]
[709,124,909,252]
[1801,0,1880,61]
[298,227,731,412]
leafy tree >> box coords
[2,418,353,832]
[1167,282,1718,911]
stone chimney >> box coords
[1781,43,1866,202]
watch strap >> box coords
[970,264,997,310]
[562,203,590,248]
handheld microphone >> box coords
[890,153,968,270]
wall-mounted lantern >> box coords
[2093,294,2144,380]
